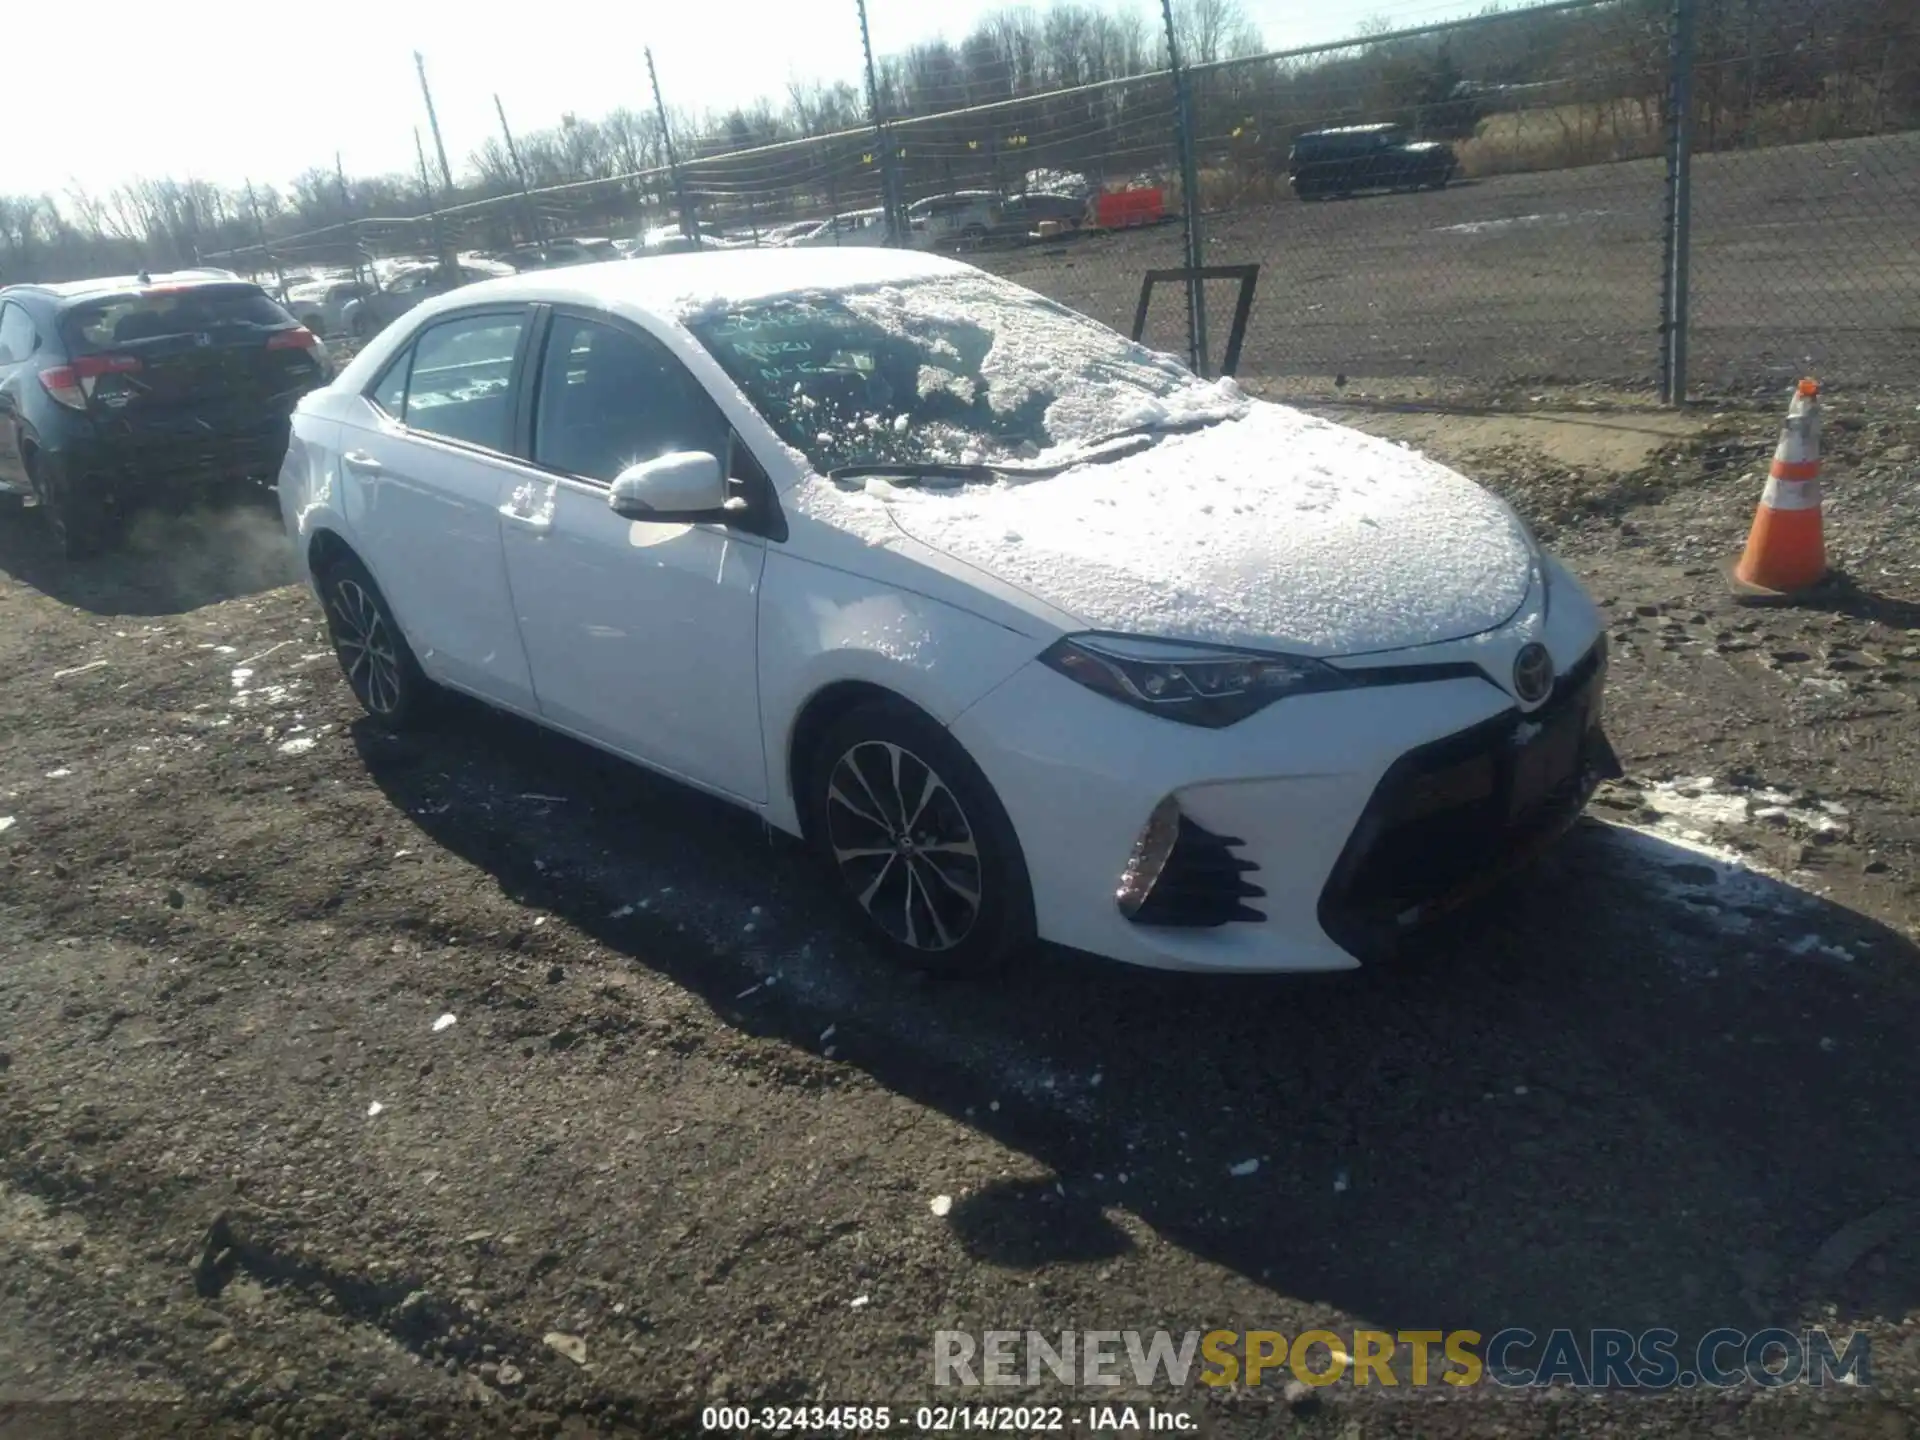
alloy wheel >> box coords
[327,577,403,716]
[825,740,982,953]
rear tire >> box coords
[40,469,114,561]
[804,700,1035,977]
[315,551,434,730]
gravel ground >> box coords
[3,378,1920,1436]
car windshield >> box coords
[682,272,1246,473]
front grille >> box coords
[1131,816,1266,927]
[1318,639,1617,960]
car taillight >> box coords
[266,326,320,352]
[38,367,86,409]
[40,353,141,409]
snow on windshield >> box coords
[681,273,1248,473]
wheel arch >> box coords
[785,679,927,841]
[306,525,357,583]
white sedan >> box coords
[278,249,1617,974]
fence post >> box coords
[646,47,700,246]
[855,0,906,244]
[1660,0,1697,405]
[1160,0,1209,376]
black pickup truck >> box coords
[1288,123,1458,199]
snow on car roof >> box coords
[449,247,972,318]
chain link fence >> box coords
[198,0,1917,405]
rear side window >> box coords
[60,283,292,354]
[389,313,525,453]
[0,302,36,364]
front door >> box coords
[500,310,768,802]
[344,307,537,709]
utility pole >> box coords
[414,50,459,268]
[495,93,544,246]
[415,125,452,270]
[335,151,365,288]
[244,179,284,294]
[1161,0,1209,376]
[647,46,700,247]
[855,0,904,244]
[414,51,456,197]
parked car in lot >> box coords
[340,259,514,338]
[284,276,375,337]
[907,191,1003,249]
[788,209,894,248]
[634,223,749,255]
[997,190,1092,236]
[0,270,330,557]
[1288,122,1458,198]
[759,219,824,248]
[279,249,1614,976]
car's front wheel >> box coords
[316,552,433,729]
[806,701,1034,976]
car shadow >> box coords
[0,492,296,617]
[354,698,1920,1354]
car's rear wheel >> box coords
[805,701,1034,976]
[316,552,433,729]
[38,466,114,561]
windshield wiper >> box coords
[827,432,1177,488]
[1077,412,1238,450]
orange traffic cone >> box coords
[1731,378,1828,598]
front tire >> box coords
[805,701,1034,976]
[316,552,433,729]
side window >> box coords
[0,303,36,365]
[402,313,526,452]
[532,314,730,484]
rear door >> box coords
[56,283,326,440]
[0,299,39,492]
[341,307,539,709]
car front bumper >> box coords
[951,597,1614,974]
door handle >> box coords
[342,451,383,474]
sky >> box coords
[7,0,1486,199]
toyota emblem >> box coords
[1512,642,1554,705]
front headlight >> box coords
[1494,496,1551,619]
[1039,633,1353,728]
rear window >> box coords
[61,283,294,354]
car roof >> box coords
[428,247,971,317]
[14,269,254,303]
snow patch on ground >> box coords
[1435,209,1612,236]
[1597,822,1846,957]
[1637,775,1848,845]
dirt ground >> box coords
[4,379,1920,1440]
[982,131,1920,397]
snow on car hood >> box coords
[850,403,1534,657]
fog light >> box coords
[1116,796,1182,917]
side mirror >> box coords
[608,451,744,523]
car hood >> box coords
[860,403,1535,657]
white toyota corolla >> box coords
[279,248,1617,975]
